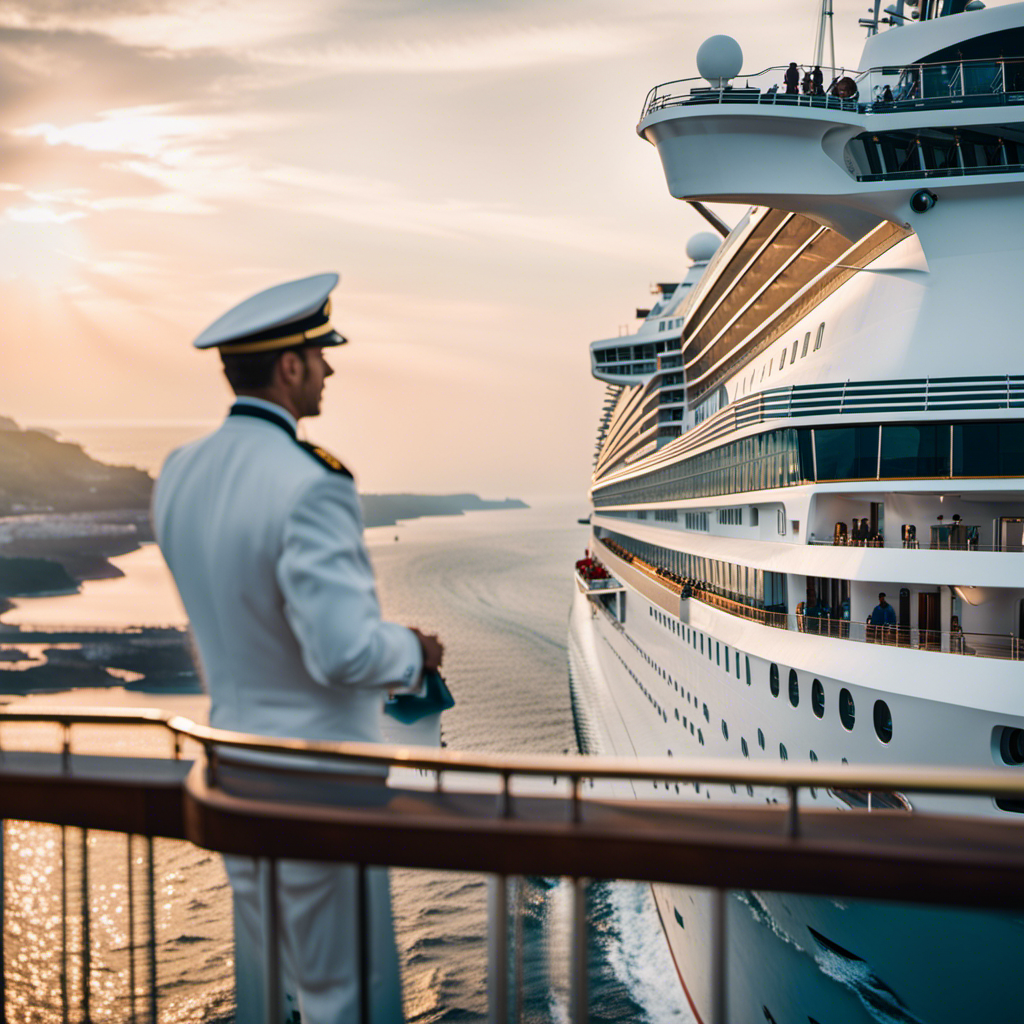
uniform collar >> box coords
[229,397,298,437]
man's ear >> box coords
[277,350,303,386]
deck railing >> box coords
[639,56,1024,122]
[2,708,1024,1024]
[598,538,1024,660]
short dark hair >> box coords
[220,345,306,392]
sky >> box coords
[0,0,971,499]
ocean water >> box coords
[1,425,691,1023]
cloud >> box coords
[254,20,652,77]
[0,0,337,53]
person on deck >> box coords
[784,62,800,94]
[153,273,443,1023]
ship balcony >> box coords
[637,56,1024,241]
[596,535,1024,662]
[808,491,1024,553]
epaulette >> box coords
[298,441,353,478]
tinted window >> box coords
[880,423,950,477]
[954,422,1024,477]
[814,426,879,480]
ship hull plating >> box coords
[568,585,1022,1024]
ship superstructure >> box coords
[569,3,1024,1021]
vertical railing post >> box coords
[710,887,728,1024]
[0,819,5,1024]
[487,875,509,1024]
[513,877,525,1024]
[259,859,280,1024]
[358,864,371,1024]
[60,825,68,1020]
[81,828,91,1023]
[146,837,157,1024]
[569,877,588,1024]
[127,834,137,1024]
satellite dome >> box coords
[686,232,721,263]
[696,35,743,87]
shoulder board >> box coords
[297,441,353,478]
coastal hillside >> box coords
[0,418,152,515]
[361,493,528,528]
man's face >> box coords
[291,346,335,418]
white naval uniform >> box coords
[153,397,421,1024]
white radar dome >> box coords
[696,35,743,87]
[687,232,721,263]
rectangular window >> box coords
[716,642,720,666]
[880,423,950,477]
[790,341,798,365]
[813,322,825,350]
[801,331,811,357]
[954,422,1024,476]
[814,426,879,480]
[700,635,704,654]
[724,647,730,672]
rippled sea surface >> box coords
[3,495,689,1022]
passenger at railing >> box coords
[796,600,806,631]
[834,521,848,546]
[784,62,800,94]
[801,69,814,94]
[868,592,897,642]
[851,518,863,545]
[880,84,895,104]
[812,65,824,95]
[951,614,966,655]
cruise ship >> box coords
[567,2,1024,1021]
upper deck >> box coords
[637,5,1024,241]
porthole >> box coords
[873,700,893,744]
[722,720,729,740]
[788,669,799,708]
[675,709,680,721]
[741,737,749,758]
[998,727,1024,766]
[840,688,856,731]
[757,728,765,750]
[698,729,704,746]
[745,656,751,686]
[812,679,825,719]
[769,663,779,698]
[780,743,788,760]
[703,703,709,722]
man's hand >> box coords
[412,628,444,671]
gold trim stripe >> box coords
[224,320,336,355]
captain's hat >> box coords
[193,272,348,354]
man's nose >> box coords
[324,361,335,378]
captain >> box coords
[153,272,443,1023]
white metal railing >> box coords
[639,56,1024,122]
[4,708,1024,1024]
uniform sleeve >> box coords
[277,474,423,690]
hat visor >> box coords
[312,329,348,348]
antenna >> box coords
[813,0,836,68]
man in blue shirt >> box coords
[868,592,897,641]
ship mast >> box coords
[813,0,836,68]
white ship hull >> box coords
[568,585,1022,1024]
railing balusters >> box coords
[81,828,91,1023]
[127,834,137,1024]
[358,863,370,1024]
[487,875,509,1024]
[259,858,280,1024]
[710,888,728,1024]
[569,878,588,1024]
[60,825,68,1023]
[0,819,5,1024]
[513,877,524,1024]
[146,837,157,1024]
